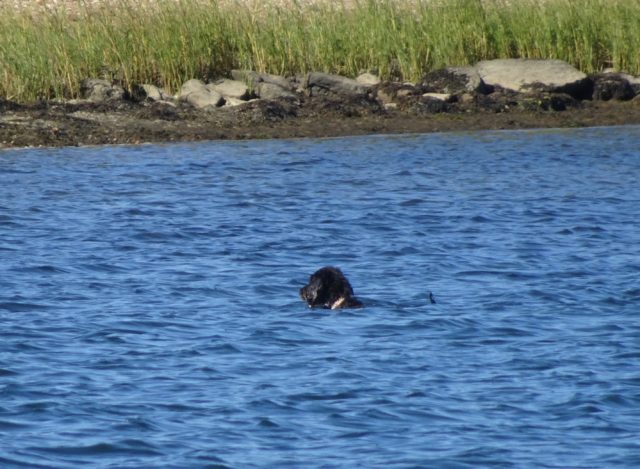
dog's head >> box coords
[300,266,362,309]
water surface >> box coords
[1,126,639,468]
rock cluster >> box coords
[79,59,640,115]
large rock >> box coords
[423,66,491,94]
[231,70,293,90]
[475,59,590,98]
[223,97,252,107]
[231,70,293,91]
[618,72,640,95]
[422,92,453,102]
[375,83,419,106]
[413,95,450,114]
[356,72,381,86]
[131,84,173,102]
[207,79,250,100]
[591,72,636,101]
[229,70,298,101]
[80,78,125,101]
[255,82,298,101]
[178,79,223,109]
[305,72,371,97]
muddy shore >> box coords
[3,60,640,149]
[2,95,640,149]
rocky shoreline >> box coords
[2,58,640,149]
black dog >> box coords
[300,266,363,309]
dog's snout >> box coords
[300,285,316,302]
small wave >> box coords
[0,302,51,312]
[204,342,242,354]
[399,198,424,207]
[338,430,374,439]
[612,351,640,360]
[487,326,533,337]
[32,439,162,457]
[113,416,159,432]
[573,225,606,232]
[256,417,280,428]
[121,208,154,216]
[248,398,297,413]
[0,419,29,430]
[0,455,50,468]
[132,230,186,242]
[360,407,402,421]
[78,262,127,273]
[471,215,492,223]
[288,390,359,402]
[13,265,69,274]
[601,393,636,407]
[324,371,367,380]
[0,214,20,227]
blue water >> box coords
[1,126,639,468]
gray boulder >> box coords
[414,95,450,114]
[375,83,419,106]
[475,59,590,98]
[422,92,453,102]
[356,72,381,86]
[231,70,294,91]
[603,69,640,89]
[305,72,371,97]
[80,78,125,101]
[178,79,223,109]
[132,84,173,102]
[618,72,640,95]
[208,79,250,100]
[228,70,298,101]
[255,82,298,101]
[423,66,491,94]
[223,97,253,107]
[591,73,635,101]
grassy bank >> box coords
[1,0,639,102]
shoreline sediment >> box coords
[4,100,640,150]
[2,58,640,149]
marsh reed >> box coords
[1,0,638,102]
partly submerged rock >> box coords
[178,79,224,109]
[255,82,298,101]
[471,87,579,113]
[356,72,381,86]
[591,73,636,101]
[223,97,253,107]
[375,83,420,106]
[475,59,590,98]
[207,79,251,100]
[616,72,640,95]
[131,84,173,102]
[422,92,453,102]
[305,72,371,97]
[423,66,491,95]
[80,78,125,102]
[412,94,451,114]
[231,70,294,91]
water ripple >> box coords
[1,127,639,467]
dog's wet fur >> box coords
[300,266,363,309]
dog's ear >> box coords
[333,268,355,298]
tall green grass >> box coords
[1,0,639,102]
